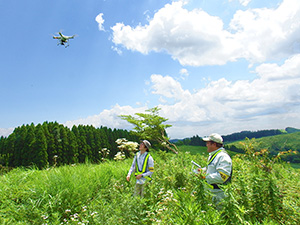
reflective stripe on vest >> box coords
[208,149,223,165]
[134,152,152,181]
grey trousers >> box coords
[134,183,145,197]
[211,189,226,210]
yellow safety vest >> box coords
[134,152,152,181]
[208,149,223,165]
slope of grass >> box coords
[176,145,207,155]
[226,132,300,165]
[227,132,300,151]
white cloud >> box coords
[150,74,191,101]
[111,1,236,66]
[95,13,105,31]
[229,0,252,7]
[230,0,300,63]
[179,68,189,79]
[64,104,147,130]
[255,54,300,81]
[60,54,300,139]
[239,0,252,7]
[111,46,122,55]
[111,0,300,66]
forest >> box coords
[0,122,139,169]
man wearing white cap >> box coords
[126,140,154,197]
[198,133,232,209]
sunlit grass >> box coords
[0,144,299,224]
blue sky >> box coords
[1,0,300,139]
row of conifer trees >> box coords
[0,121,139,169]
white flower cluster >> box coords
[115,138,127,145]
[116,138,139,151]
[58,207,98,224]
[115,138,139,159]
[158,189,178,204]
[114,151,125,161]
[99,148,110,161]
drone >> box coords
[53,32,76,48]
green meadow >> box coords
[0,143,299,224]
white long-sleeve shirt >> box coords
[127,151,154,184]
[205,148,232,185]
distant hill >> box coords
[285,127,300,133]
[226,132,300,163]
[171,127,300,145]
[222,129,284,143]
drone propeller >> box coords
[70,34,78,38]
[53,29,63,36]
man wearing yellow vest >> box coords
[126,140,154,197]
[197,133,232,209]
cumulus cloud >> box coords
[150,74,191,101]
[112,1,236,66]
[111,0,300,66]
[230,0,300,63]
[95,13,105,31]
[60,54,300,139]
[255,54,300,81]
[179,68,189,79]
[64,104,147,130]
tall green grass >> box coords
[0,142,299,224]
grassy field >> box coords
[0,142,300,224]
[176,145,207,155]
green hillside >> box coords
[176,145,207,155]
[0,146,299,224]
[226,132,300,163]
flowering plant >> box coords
[116,138,139,158]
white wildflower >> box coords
[114,152,125,161]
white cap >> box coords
[142,140,151,150]
[203,133,223,144]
